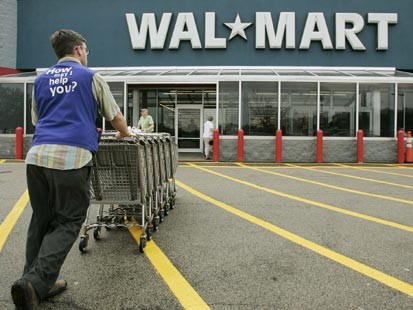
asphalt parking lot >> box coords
[1,160,413,309]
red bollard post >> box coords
[237,129,244,162]
[15,127,23,160]
[275,129,282,163]
[213,129,220,162]
[316,130,323,163]
[357,130,364,163]
[405,131,412,163]
[397,130,405,164]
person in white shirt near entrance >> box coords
[203,116,214,160]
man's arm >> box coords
[111,112,130,138]
[92,73,129,138]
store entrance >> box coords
[127,86,216,152]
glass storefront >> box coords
[2,68,413,145]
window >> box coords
[157,89,175,135]
[219,82,239,135]
[281,82,317,136]
[320,83,356,137]
[104,82,124,130]
[143,90,157,131]
[359,84,395,137]
[0,83,24,133]
[26,83,36,134]
[203,89,216,125]
[397,84,413,133]
[242,82,278,136]
[126,88,134,127]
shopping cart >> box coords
[145,133,163,229]
[79,133,151,253]
[157,134,171,217]
[137,133,158,233]
[162,133,177,208]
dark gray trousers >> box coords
[23,164,90,299]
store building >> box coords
[1,0,413,161]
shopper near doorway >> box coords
[203,116,214,160]
[137,108,154,132]
[11,29,130,309]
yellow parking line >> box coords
[180,165,242,168]
[129,227,210,310]
[240,163,413,201]
[394,165,413,169]
[182,163,413,169]
[335,163,413,178]
[0,160,5,164]
[176,179,413,297]
[188,164,413,232]
[285,164,413,195]
[382,164,413,169]
[0,190,29,252]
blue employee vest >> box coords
[33,61,98,153]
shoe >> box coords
[45,279,67,299]
[11,278,39,310]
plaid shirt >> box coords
[26,57,120,170]
[25,144,92,170]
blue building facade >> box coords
[16,0,413,69]
[1,0,413,161]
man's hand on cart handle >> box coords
[110,112,130,140]
[115,129,132,140]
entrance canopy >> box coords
[11,66,413,82]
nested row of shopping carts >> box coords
[78,131,178,253]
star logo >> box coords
[224,14,252,40]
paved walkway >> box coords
[1,161,413,309]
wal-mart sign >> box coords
[126,12,397,51]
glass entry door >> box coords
[176,106,202,152]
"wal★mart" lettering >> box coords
[126,12,397,51]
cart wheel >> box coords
[79,236,88,253]
[139,237,146,253]
[146,227,152,241]
[169,198,175,209]
[152,217,159,231]
[93,227,101,240]
[159,212,165,223]
[164,206,170,216]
